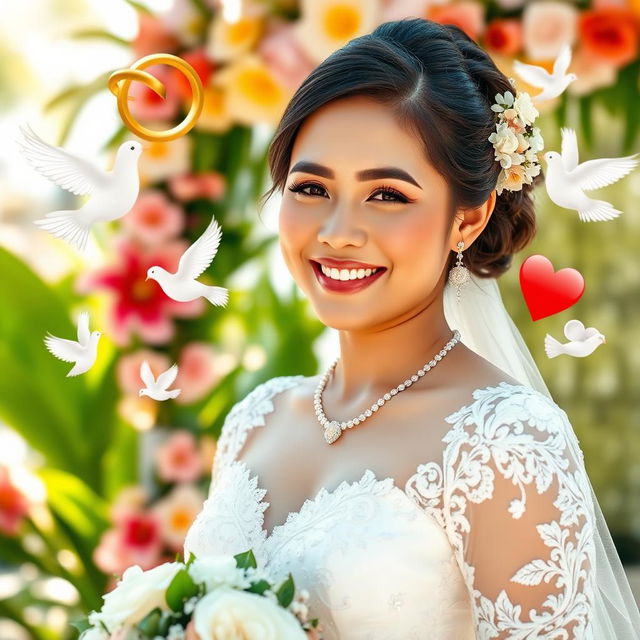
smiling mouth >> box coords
[309,260,387,293]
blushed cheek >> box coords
[383,212,449,285]
[278,203,312,282]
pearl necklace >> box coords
[314,329,462,444]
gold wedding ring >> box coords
[108,53,204,142]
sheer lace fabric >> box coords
[184,376,597,639]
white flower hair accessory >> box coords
[488,78,544,195]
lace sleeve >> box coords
[441,383,596,639]
[207,375,306,496]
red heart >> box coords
[519,255,585,321]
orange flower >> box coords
[484,19,523,56]
[578,7,640,68]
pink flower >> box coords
[174,342,221,405]
[93,512,163,575]
[152,484,205,551]
[117,349,172,395]
[129,64,181,123]
[258,21,317,90]
[484,19,523,56]
[168,173,226,202]
[155,431,203,484]
[428,1,486,42]
[522,1,577,61]
[76,237,204,347]
[0,466,30,536]
[122,190,185,246]
[133,13,180,58]
[380,0,433,23]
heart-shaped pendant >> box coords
[324,421,342,444]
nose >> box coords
[316,206,367,249]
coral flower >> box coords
[0,466,30,536]
[427,1,486,42]
[579,7,639,68]
[76,237,204,347]
[168,173,226,202]
[133,13,180,58]
[174,48,215,102]
[484,19,523,56]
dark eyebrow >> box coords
[288,161,422,190]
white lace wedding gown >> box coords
[184,375,597,639]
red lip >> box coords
[310,260,386,294]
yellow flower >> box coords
[196,84,233,134]
[293,0,380,63]
[216,54,291,127]
[205,4,265,62]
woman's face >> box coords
[278,95,458,331]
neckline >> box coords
[233,459,399,542]
[230,378,536,543]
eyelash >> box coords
[287,180,413,204]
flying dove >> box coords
[513,43,577,103]
[17,124,143,251]
[138,360,181,401]
[544,319,606,359]
[146,215,229,306]
[543,127,640,222]
[44,311,102,376]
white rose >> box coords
[528,127,544,153]
[89,562,182,632]
[193,585,307,640]
[513,92,539,127]
[489,122,519,155]
[188,555,251,592]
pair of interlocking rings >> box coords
[108,53,204,142]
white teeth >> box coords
[320,263,379,281]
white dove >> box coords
[17,124,143,251]
[543,127,640,222]
[513,43,577,103]
[146,215,229,306]
[139,360,181,401]
[44,311,102,376]
[544,319,606,359]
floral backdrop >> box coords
[1,0,640,637]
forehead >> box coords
[289,96,433,178]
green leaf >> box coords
[137,607,162,637]
[275,573,295,608]
[70,618,91,633]
[245,579,271,595]
[69,29,131,46]
[234,549,257,570]
[166,568,199,612]
[0,247,88,475]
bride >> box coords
[184,18,640,639]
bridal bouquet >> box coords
[73,549,323,640]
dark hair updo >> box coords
[260,17,541,279]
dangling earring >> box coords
[448,240,470,303]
